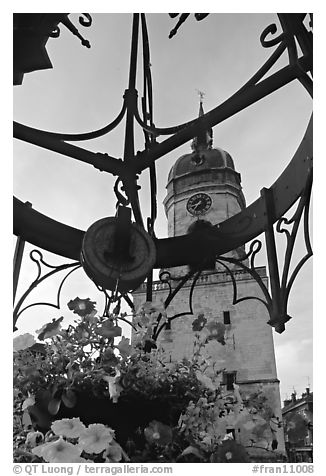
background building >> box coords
[133,102,285,457]
[282,389,313,462]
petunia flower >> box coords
[25,431,44,448]
[144,420,172,446]
[51,418,86,438]
[78,424,115,454]
[36,317,64,340]
[13,333,36,352]
[67,297,96,317]
[212,440,250,463]
[104,440,123,462]
[192,313,207,332]
[117,336,132,358]
[32,436,82,463]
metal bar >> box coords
[13,101,128,142]
[13,237,25,304]
[13,116,312,265]
[260,187,283,332]
[13,54,311,181]
[113,206,132,261]
[123,14,139,158]
[13,201,32,306]
[132,55,311,174]
[283,170,313,306]
[146,271,153,302]
[13,122,123,176]
[121,13,144,227]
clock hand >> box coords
[193,199,203,210]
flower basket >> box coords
[28,388,191,446]
[14,298,282,463]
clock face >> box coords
[187,193,212,216]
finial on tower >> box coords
[191,90,213,151]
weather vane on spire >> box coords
[191,89,213,151]
[196,89,205,104]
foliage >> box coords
[13,298,282,463]
[283,410,312,446]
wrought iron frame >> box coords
[13,13,313,333]
[13,250,80,331]
[151,165,312,338]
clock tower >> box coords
[165,102,245,233]
[163,100,246,269]
[133,101,285,455]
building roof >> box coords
[167,100,237,184]
[167,147,236,183]
[282,391,313,415]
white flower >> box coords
[25,431,44,448]
[51,418,86,438]
[104,440,123,462]
[22,394,35,410]
[78,424,115,454]
[13,333,35,352]
[102,369,122,403]
[32,436,82,463]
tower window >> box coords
[226,429,235,439]
[223,371,236,390]
[223,311,231,325]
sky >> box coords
[12,12,313,403]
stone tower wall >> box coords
[133,268,285,453]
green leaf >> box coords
[96,320,122,338]
[22,395,36,411]
[117,336,132,358]
[61,388,77,408]
[48,398,61,415]
[22,410,33,429]
[179,445,204,459]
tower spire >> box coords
[191,91,213,151]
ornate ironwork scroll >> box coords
[49,14,92,48]
[215,169,312,333]
[13,250,81,331]
[13,14,313,337]
[13,247,137,332]
[152,269,202,340]
[13,14,313,267]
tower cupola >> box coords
[164,100,246,238]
